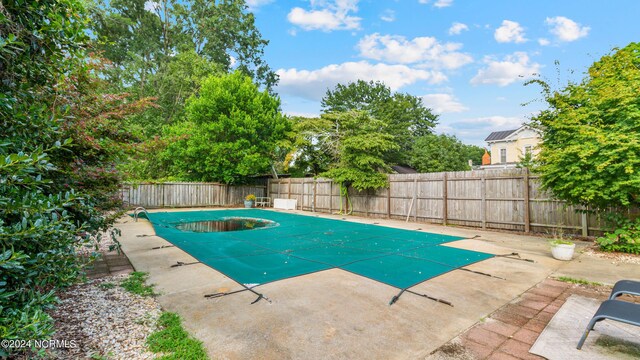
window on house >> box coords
[500,148,507,163]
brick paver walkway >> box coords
[84,250,134,278]
[459,278,612,360]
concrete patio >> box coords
[114,208,639,359]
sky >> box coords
[246,0,640,147]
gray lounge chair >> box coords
[609,279,640,300]
[576,299,640,349]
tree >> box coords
[285,116,333,176]
[321,80,438,164]
[529,43,640,254]
[319,111,398,191]
[409,134,482,172]
[529,43,640,209]
[91,0,276,93]
[162,71,290,183]
[128,50,223,136]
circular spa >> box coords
[175,217,278,233]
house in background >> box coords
[484,125,542,167]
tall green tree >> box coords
[91,0,276,93]
[529,43,640,209]
[162,71,290,183]
[409,134,483,172]
[529,43,640,254]
[321,80,438,164]
[285,116,334,176]
[305,111,398,191]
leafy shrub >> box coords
[597,218,640,254]
[0,1,147,355]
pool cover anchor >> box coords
[389,289,453,307]
[204,287,272,304]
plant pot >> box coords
[551,243,575,261]
[244,200,254,208]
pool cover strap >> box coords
[170,261,201,268]
[389,289,453,307]
[496,252,535,263]
[204,286,271,304]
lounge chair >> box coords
[609,279,640,300]
[576,299,640,349]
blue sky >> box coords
[247,0,640,146]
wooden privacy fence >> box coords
[121,182,266,208]
[268,168,609,236]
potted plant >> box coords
[550,239,576,260]
[244,194,256,208]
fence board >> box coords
[121,182,266,208]
[268,169,615,236]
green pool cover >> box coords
[142,209,493,290]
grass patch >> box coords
[595,335,640,357]
[98,282,115,290]
[120,271,156,297]
[556,276,602,286]
[147,312,208,360]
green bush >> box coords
[597,218,640,254]
[0,1,146,356]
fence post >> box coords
[387,175,391,219]
[481,173,486,229]
[365,190,369,217]
[162,183,165,208]
[312,178,317,212]
[413,177,418,222]
[581,207,589,237]
[442,173,448,225]
[267,178,271,199]
[524,168,531,233]
[329,180,333,213]
[287,178,292,199]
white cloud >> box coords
[436,115,526,145]
[144,1,159,13]
[245,0,274,11]
[470,52,541,86]
[421,94,467,114]
[284,111,321,119]
[287,0,361,32]
[538,38,550,46]
[448,22,468,35]
[380,9,395,22]
[357,33,473,69]
[418,0,453,8]
[276,61,447,101]
[494,20,527,43]
[434,0,453,8]
[545,16,590,42]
